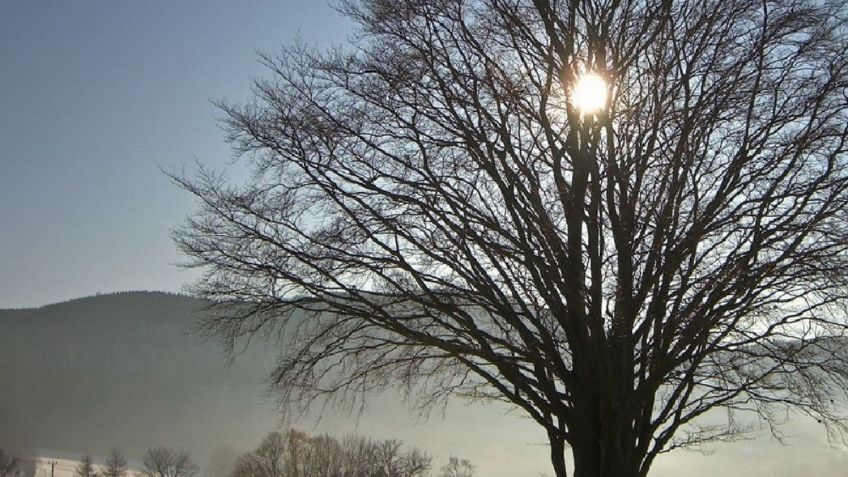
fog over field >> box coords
[1,292,846,477]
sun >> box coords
[572,73,608,114]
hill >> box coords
[0,292,280,475]
[0,292,556,477]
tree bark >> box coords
[569,402,639,477]
[571,440,636,477]
[548,431,568,477]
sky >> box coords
[0,1,351,309]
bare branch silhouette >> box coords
[174,1,848,476]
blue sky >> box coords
[0,1,352,308]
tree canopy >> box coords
[175,0,848,476]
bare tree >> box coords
[0,448,20,477]
[142,448,198,477]
[438,457,475,477]
[231,432,286,477]
[371,439,430,477]
[75,455,99,477]
[230,430,429,477]
[304,433,429,477]
[103,450,127,477]
[174,0,848,476]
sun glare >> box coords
[572,73,608,114]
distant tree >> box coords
[303,435,344,477]
[142,448,198,477]
[283,429,312,477]
[174,1,848,477]
[75,455,99,477]
[231,432,286,477]
[317,433,429,477]
[103,450,127,477]
[230,430,429,477]
[438,457,475,477]
[0,448,20,477]
[371,439,430,477]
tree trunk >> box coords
[570,440,637,477]
[566,400,640,477]
[548,431,568,477]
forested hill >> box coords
[0,292,280,474]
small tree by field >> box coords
[103,450,127,477]
[439,457,475,477]
[142,448,198,477]
[75,455,98,477]
[174,0,848,476]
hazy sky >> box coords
[0,1,352,308]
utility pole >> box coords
[48,460,58,477]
